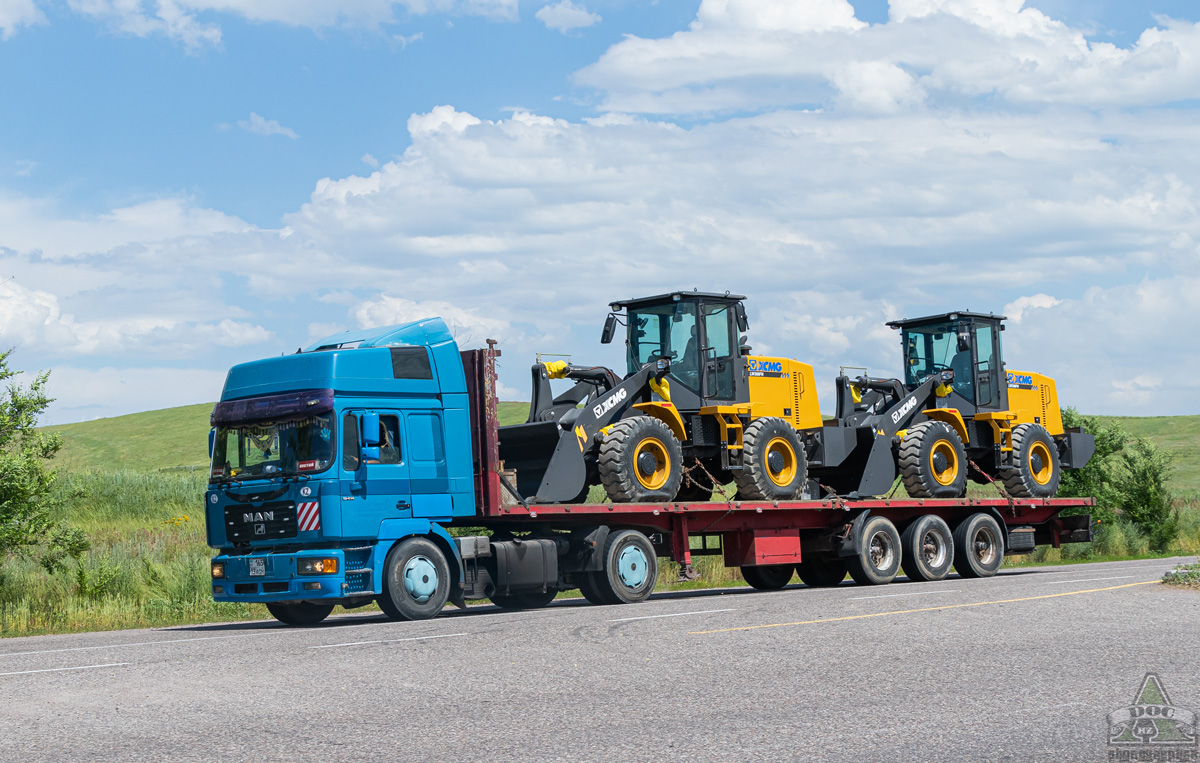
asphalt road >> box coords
[1,557,1197,762]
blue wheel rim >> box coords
[403,555,438,603]
[617,545,648,589]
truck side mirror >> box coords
[735,303,749,332]
[361,412,381,446]
[360,446,380,462]
[601,314,617,344]
[208,429,216,459]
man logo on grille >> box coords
[1108,673,1197,757]
[254,524,266,535]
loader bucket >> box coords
[498,421,588,503]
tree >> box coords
[1057,407,1127,526]
[0,350,65,561]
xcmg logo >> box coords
[593,388,628,418]
[748,359,782,373]
[1007,372,1034,386]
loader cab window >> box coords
[973,323,1001,409]
[627,301,700,392]
[902,322,974,404]
[702,303,736,401]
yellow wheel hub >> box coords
[633,437,670,490]
[1029,440,1054,485]
[765,437,798,487]
[929,440,959,486]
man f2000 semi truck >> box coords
[206,317,1093,625]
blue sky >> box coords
[2,0,1199,422]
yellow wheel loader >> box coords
[498,291,824,503]
[807,311,1095,499]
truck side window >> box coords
[342,413,360,471]
[390,347,433,380]
[376,415,402,464]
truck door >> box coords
[340,410,414,538]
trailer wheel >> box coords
[953,513,1005,578]
[741,564,795,590]
[266,601,335,626]
[598,417,683,502]
[591,529,658,604]
[378,537,451,620]
[900,515,955,582]
[490,589,558,610]
[796,558,847,588]
[899,421,968,498]
[734,418,807,500]
[1000,424,1061,498]
[845,515,902,585]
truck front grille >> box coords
[224,501,297,542]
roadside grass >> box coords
[1162,563,1200,590]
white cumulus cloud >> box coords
[535,0,599,33]
[238,113,299,139]
[0,0,43,40]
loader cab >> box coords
[887,311,1008,415]
[604,291,751,412]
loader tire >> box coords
[598,417,683,502]
[899,421,968,498]
[1000,424,1061,498]
[734,417,807,500]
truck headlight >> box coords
[211,562,225,579]
[297,557,338,575]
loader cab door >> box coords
[971,320,1006,411]
[627,300,703,411]
[700,300,746,404]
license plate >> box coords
[248,558,266,577]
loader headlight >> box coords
[211,562,225,579]
[297,557,338,575]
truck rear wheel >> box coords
[953,513,1004,578]
[378,537,451,621]
[598,417,683,502]
[900,515,955,582]
[591,529,658,604]
[845,515,902,585]
[796,558,846,587]
[741,564,795,590]
[266,601,335,626]
[734,418,807,500]
[1000,424,1061,498]
[899,421,968,498]
[491,589,558,610]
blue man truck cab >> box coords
[207,318,1094,625]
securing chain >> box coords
[969,459,1017,516]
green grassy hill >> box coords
[41,404,1199,495]
[44,401,532,473]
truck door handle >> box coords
[396,501,411,510]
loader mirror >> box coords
[601,314,617,344]
[735,303,749,332]
[208,429,216,459]
[360,412,381,446]
[956,328,971,353]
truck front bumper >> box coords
[211,549,375,603]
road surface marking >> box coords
[0,632,265,658]
[310,633,468,649]
[848,590,959,601]
[0,663,129,677]
[689,580,1159,635]
[1036,575,1134,585]
[608,608,737,622]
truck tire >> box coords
[1000,424,1061,498]
[266,601,335,626]
[378,537,451,621]
[576,572,619,605]
[845,515,902,586]
[491,589,558,610]
[796,558,846,588]
[899,421,968,498]
[900,515,955,582]
[591,529,658,604]
[741,564,794,590]
[598,417,683,502]
[734,418,807,500]
[953,513,1005,578]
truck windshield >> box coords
[210,413,335,482]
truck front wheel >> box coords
[378,537,451,621]
[591,529,658,604]
[266,601,335,626]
